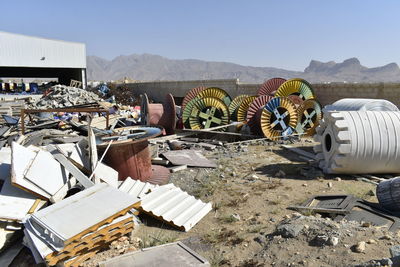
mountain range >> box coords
[86,55,400,83]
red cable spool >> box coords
[181,86,206,114]
[246,95,273,135]
[257,78,287,96]
[148,165,171,185]
[141,93,176,135]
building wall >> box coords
[0,31,86,68]
[121,79,400,107]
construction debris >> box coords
[138,184,212,231]
[34,85,101,108]
[98,242,210,267]
[162,150,217,168]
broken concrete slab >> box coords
[162,150,216,168]
[99,241,210,267]
[26,183,139,250]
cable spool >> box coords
[228,95,249,121]
[314,111,400,174]
[324,98,399,112]
[182,97,200,128]
[257,78,287,96]
[181,86,206,113]
[246,95,273,135]
[295,99,322,136]
[197,87,232,107]
[237,96,257,122]
[188,97,229,130]
[140,93,176,134]
[260,97,298,140]
[275,78,315,100]
[287,95,304,107]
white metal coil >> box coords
[324,98,398,112]
[314,111,400,174]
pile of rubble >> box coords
[34,85,102,108]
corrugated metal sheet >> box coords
[0,31,86,68]
[118,177,159,199]
[139,184,212,231]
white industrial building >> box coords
[0,31,87,88]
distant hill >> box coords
[86,54,400,83]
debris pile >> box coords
[34,85,102,108]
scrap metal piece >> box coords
[295,99,322,136]
[197,87,232,107]
[260,97,298,140]
[236,95,257,122]
[99,242,210,267]
[188,97,229,130]
[181,86,206,113]
[139,184,212,231]
[228,94,249,121]
[246,95,273,135]
[275,78,315,100]
[162,150,217,168]
[148,165,171,185]
[257,77,287,96]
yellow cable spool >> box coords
[260,97,298,140]
[188,97,230,130]
[228,94,249,121]
[295,99,322,136]
[237,96,257,122]
[275,78,315,100]
[197,87,232,107]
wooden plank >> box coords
[46,145,94,189]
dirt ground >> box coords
[11,138,397,267]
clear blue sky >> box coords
[1,0,399,70]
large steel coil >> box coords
[181,86,206,113]
[260,97,298,140]
[257,78,287,96]
[295,99,322,136]
[197,87,232,107]
[324,98,399,112]
[314,111,400,174]
[228,94,249,121]
[246,95,273,135]
[275,78,315,100]
[188,97,230,129]
[237,96,257,122]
